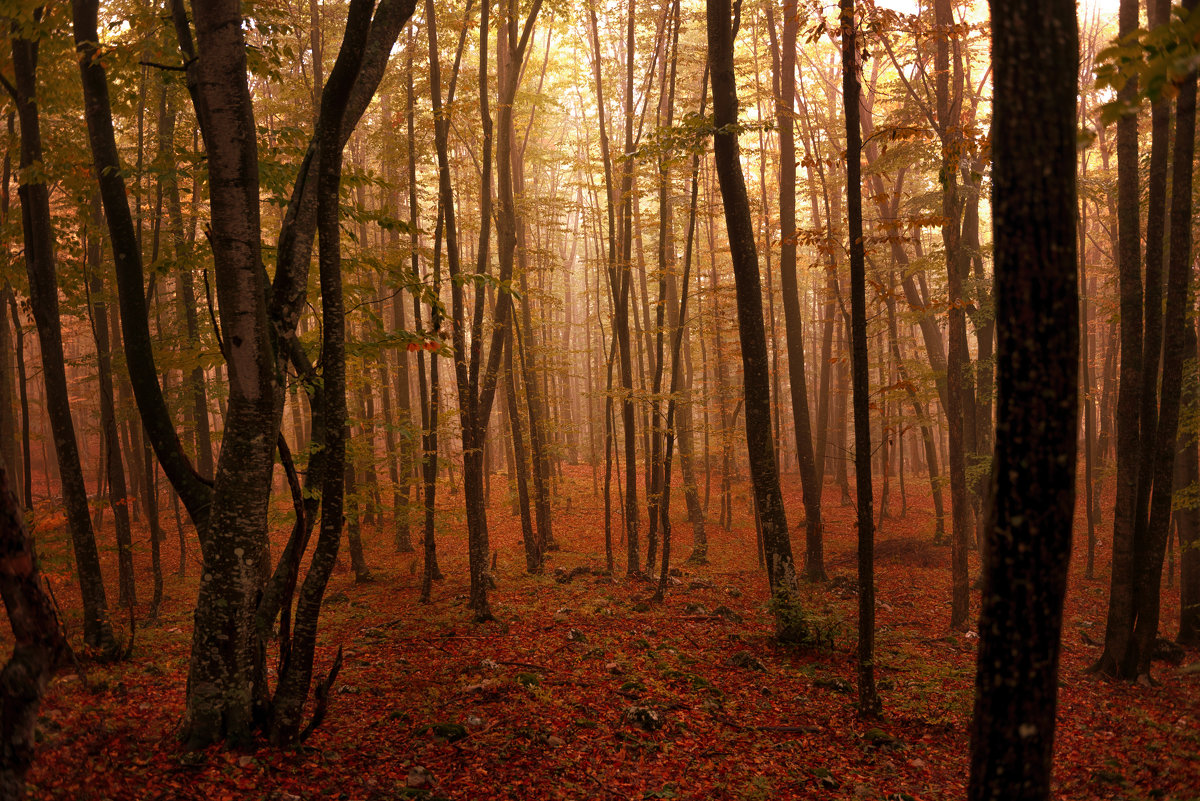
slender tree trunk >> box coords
[841,0,881,717]
[11,29,116,654]
[772,0,824,582]
[1132,4,1197,678]
[1175,318,1199,644]
[0,137,21,509]
[708,0,796,598]
[0,284,22,514]
[1096,0,1143,679]
[85,197,136,610]
[506,330,541,572]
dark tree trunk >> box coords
[969,4,1077,799]
[1176,322,1199,645]
[176,0,281,737]
[0,132,20,508]
[506,332,541,573]
[267,0,378,746]
[0,456,70,798]
[773,0,824,582]
[1096,0,1144,679]
[1132,2,1197,677]
[74,0,213,527]
[0,284,22,516]
[935,0,972,632]
[840,0,881,717]
[708,0,796,597]
[5,288,32,512]
[85,197,136,610]
[11,29,116,655]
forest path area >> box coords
[17,473,1200,800]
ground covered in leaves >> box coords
[14,469,1200,800]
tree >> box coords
[968,2,1078,798]
[774,0,825,583]
[0,455,70,798]
[840,0,881,717]
[8,12,117,655]
[67,0,419,746]
[1095,0,1199,681]
[707,0,797,602]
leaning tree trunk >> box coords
[968,4,1078,799]
[11,29,116,655]
[707,0,796,598]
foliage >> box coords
[1095,4,1200,123]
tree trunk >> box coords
[1175,319,1199,645]
[1132,3,1197,678]
[708,0,796,597]
[1095,0,1143,679]
[968,5,1077,797]
[774,0,824,582]
[841,0,881,717]
[0,456,70,798]
[85,197,136,610]
[11,29,116,655]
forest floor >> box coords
[12,467,1200,800]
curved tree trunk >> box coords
[708,0,795,597]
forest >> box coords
[0,0,1195,798]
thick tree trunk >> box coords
[173,0,282,748]
[969,4,1077,797]
[0,456,69,798]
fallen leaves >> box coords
[14,470,1200,799]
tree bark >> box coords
[0,456,70,798]
[969,4,1077,797]
[708,0,796,597]
[1095,0,1144,679]
[11,28,116,655]
[774,0,824,582]
[840,0,881,717]
[85,196,136,610]
[1132,1,1197,678]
